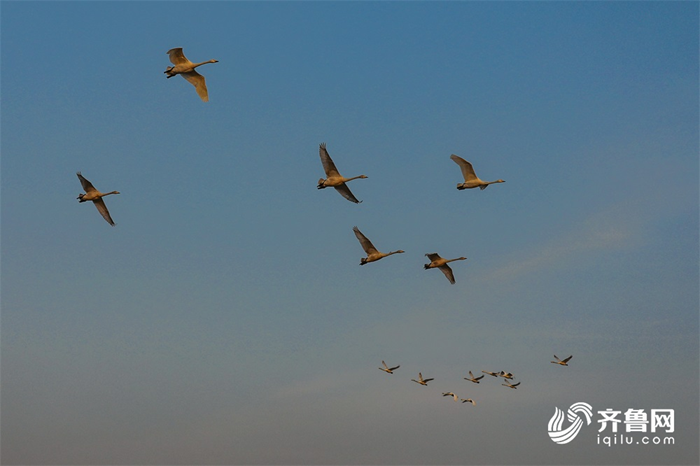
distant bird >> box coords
[424,253,467,284]
[411,372,434,386]
[353,227,404,265]
[76,172,119,226]
[482,370,500,377]
[442,392,459,401]
[502,380,521,389]
[551,355,573,366]
[460,398,476,405]
[164,47,218,102]
[317,143,367,203]
[450,154,505,190]
[499,371,514,380]
[465,371,484,384]
[379,361,400,374]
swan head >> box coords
[358,175,368,179]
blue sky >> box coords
[1,1,698,465]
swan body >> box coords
[482,370,499,377]
[353,227,404,265]
[76,172,119,226]
[502,380,521,389]
[317,143,367,203]
[499,371,514,380]
[551,355,573,366]
[460,398,476,405]
[165,47,218,102]
[442,392,459,401]
[450,154,504,190]
[379,361,400,374]
[424,253,467,284]
[465,371,484,383]
[411,372,434,386]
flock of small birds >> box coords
[378,356,573,408]
[74,48,575,406]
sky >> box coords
[1,1,698,465]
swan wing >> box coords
[563,355,573,363]
[388,365,400,371]
[381,360,389,369]
[319,143,341,177]
[425,253,442,262]
[450,154,478,182]
[181,71,209,102]
[438,264,456,284]
[77,172,97,193]
[353,227,378,254]
[423,378,434,383]
[93,198,115,226]
[334,183,361,203]
[167,47,191,65]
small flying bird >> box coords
[442,392,459,401]
[164,47,219,102]
[450,154,505,190]
[502,380,521,389]
[464,371,484,383]
[378,361,400,374]
[353,227,404,265]
[411,372,434,386]
[317,143,367,203]
[551,355,573,366]
[499,371,514,380]
[76,172,120,226]
[460,398,476,405]
[424,253,467,284]
[482,370,500,377]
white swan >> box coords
[165,48,218,102]
[379,361,400,374]
[499,371,514,379]
[450,154,504,190]
[502,380,521,389]
[464,371,484,383]
[424,253,467,284]
[353,227,404,265]
[317,143,367,203]
[551,355,573,366]
[481,370,499,377]
[460,398,476,405]
[442,392,459,401]
[77,172,119,226]
[411,372,434,386]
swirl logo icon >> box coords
[548,402,593,444]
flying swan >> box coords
[76,172,119,226]
[411,372,434,386]
[165,47,218,102]
[464,371,484,383]
[353,227,404,265]
[502,380,521,389]
[317,143,367,203]
[379,361,400,374]
[450,154,504,190]
[424,253,467,284]
[551,355,573,366]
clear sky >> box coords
[1,1,698,465]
